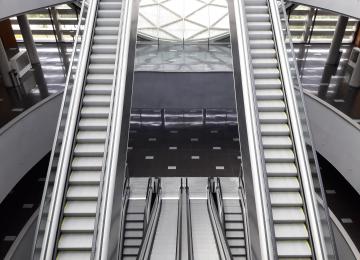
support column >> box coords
[344,49,360,114]
[50,7,69,73]
[17,14,40,65]
[0,38,13,87]
[17,14,48,98]
[318,15,349,99]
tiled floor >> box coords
[0,42,71,127]
[295,43,360,120]
[0,154,49,258]
[1,41,360,257]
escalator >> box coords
[33,0,130,258]
[243,1,313,258]
[56,1,122,257]
[229,0,332,259]
[119,178,154,260]
[31,0,337,258]
[135,177,245,260]
[213,178,248,260]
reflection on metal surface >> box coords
[135,44,233,72]
[129,108,237,128]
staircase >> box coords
[223,199,246,260]
[121,200,146,260]
[55,0,122,258]
[243,0,313,258]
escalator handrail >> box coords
[37,0,100,258]
[215,178,225,226]
[186,180,194,260]
[144,177,154,230]
[175,181,183,260]
[238,185,251,260]
[116,178,131,259]
[207,185,232,260]
[31,0,88,258]
[93,0,136,258]
[268,0,331,259]
[279,1,338,259]
[137,187,162,260]
[231,0,277,259]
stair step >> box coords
[270,192,303,207]
[85,84,113,95]
[61,217,95,233]
[66,185,99,200]
[268,177,300,191]
[264,149,295,163]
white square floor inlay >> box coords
[168,166,176,170]
[341,218,353,224]
[325,189,336,194]
[23,204,34,209]
[3,236,16,242]
[12,108,24,112]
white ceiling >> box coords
[138,0,230,42]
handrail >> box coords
[137,186,162,260]
[238,185,251,260]
[175,179,183,260]
[207,180,232,260]
[42,0,100,256]
[144,178,154,230]
[116,178,130,259]
[185,179,194,260]
[215,178,225,226]
[93,0,136,257]
[268,0,334,259]
[33,0,95,258]
[232,0,276,259]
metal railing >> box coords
[231,0,277,259]
[207,178,232,260]
[39,0,100,255]
[137,181,162,260]
[116,177,130,259]
[92,0,136,257]
[185,179,194,260]
[214,178,225,226]
[144,178,154,230]
[31,0,90,258]
[273,0,339,259]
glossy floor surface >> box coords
[1,120,360,258]
[0,43,70,127]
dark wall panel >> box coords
[132,71,236,109]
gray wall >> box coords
[290,0,360,19]
[133,72,236,109]
[0,0,72,21]
[304,93,360,196]
[0,93,61,203]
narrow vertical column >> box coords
[344,49,360,114]
[50,7,69,73]
[17,14,40,65]
[0,38,13,87]
[318,15,349,98]
[17,14,48,98]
